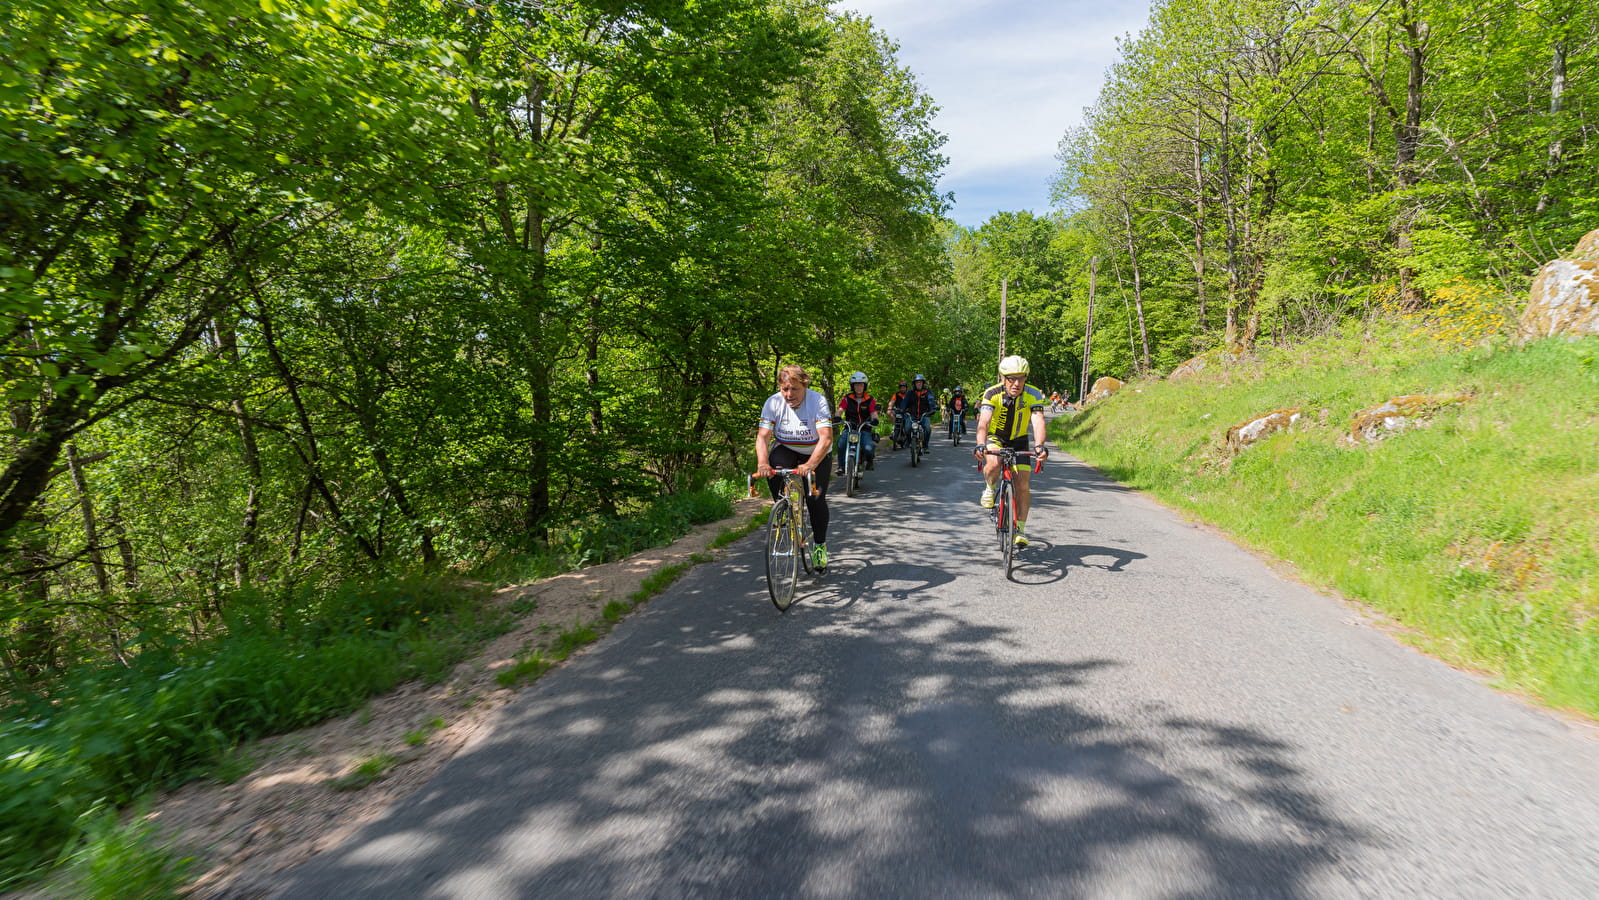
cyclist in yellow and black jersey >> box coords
[973,355,1049,546]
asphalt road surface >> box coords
[276,427,1599,898]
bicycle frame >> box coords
[979,448,1040,577]
[752,467,816,609]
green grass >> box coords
[1054,328,1599,715]
[58,805,193,900]
[709,506,769,550]
[327,752,400,791]
[630,563,691,604]
[473,484,738,583]
[403,716,447,747]
[0,576,488,887]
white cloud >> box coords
[839,0,1152,226]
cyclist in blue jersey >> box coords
[755,364,833,573]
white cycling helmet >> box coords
[848,371,868,385]
[913,373,925,382]
[998,355,1029,376]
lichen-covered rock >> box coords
[1573,229,1599,262]
[1346,393,1472,445]
[1519,230,1599,341]
[1169,356,1207,380]
[1083,376,1124,406]
[1170,348,1244,381]
[1225,408,1303,454]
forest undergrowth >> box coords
[0,482,743,891]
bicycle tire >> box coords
[909,426,921,466]
[999,482,1016,576]
[844,443,858,497]
[795,487,815,576]
[765,497,799,610]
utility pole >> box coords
[998,277,1008,363]
[1080,257,1097,403]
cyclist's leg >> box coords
[833,431,848,474]
[919,414,932,449]
[862,429,876,467]
[1008,435,1034,529]
[808,463,831,544]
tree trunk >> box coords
[1193,108,1208,331]
[1219,72,1243,349]
[1395,2,1427,309]
[1535,31,1568,216]
[1080,257,1097,402]
[214,317,262,587]
[253,294,380,560]
[66,444,110,596]
[1120,203,1152,373]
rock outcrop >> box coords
[1225,408,1303,454]
[1519,229,1599,341]
[1169,356,1208,381]
[1169,348,1243,381]
[1082,377,1124,406]
[1345,393,1472,445]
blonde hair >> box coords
[777,364,810,389]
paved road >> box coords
[276,430,1599,898]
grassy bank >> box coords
[0,483,744,890]
[1053,329,1598,716]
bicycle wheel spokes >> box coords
[766,498,799,610]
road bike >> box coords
[839,420,870,497]
[750,468,817,610]
[906,416,924,467]
[979,447,1041,578]
[947,410,966,447]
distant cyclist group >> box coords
[754,355,1053,585]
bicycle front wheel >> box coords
[998,483,1016,575]
[910,431,921,466]
[844,445,858,497]
[766,498,799,610]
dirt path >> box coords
[142,500,763,900]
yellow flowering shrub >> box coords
[1371,280,1514,348]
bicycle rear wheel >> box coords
[765,498,799,610]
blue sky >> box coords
[838,0,1154,229]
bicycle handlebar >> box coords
[976,447,1046,474]
[748,468,821,496]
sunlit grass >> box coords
[1054,328,1599,716]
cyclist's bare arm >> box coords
[754,426,775,478]
[973,408,994,450]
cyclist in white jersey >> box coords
[755,364,833,572]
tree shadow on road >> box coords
[273,545,1376,899]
